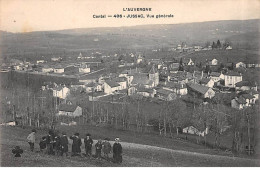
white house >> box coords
[52,86,70,99]
[187,83,215,99]
[79,64,91,73]
[53,67,64,73]
[156,88,177,101]
[85,82,102,92]
[37,60,45,64]
[210,72,224,82]
[235,81,255,91]
[211,58,218,66]
[163,82,187,96]
[104,80,120,94]
[224,71,242,88]
[199,78,215,88]
[115,77,127,90]
[241,94,255,106]
[235,62,246,68]
[226,46,232,50]
[42,66,54,73]
[136,55,144,64]
[51,57,61,61]
[58,104,82,117]
[231,97,247,110]
[136,88,155,98]
[185,58,194,66]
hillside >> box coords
[1,126,259,167]
[0,19,259,57]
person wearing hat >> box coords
[39,136,47,152]
[60,132,69,156]
[53,132,62,156]
[27,129,36,152]
[12,146,23,157]
[84,133,93,157]
[102,138,112,160]
[113,137,122,163]
[46,130,55,155]
[70,132,82,156]
[95,139,103,160]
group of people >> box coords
[26,129,123,163]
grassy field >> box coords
[1,126,259,167]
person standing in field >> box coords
[27,129,36,152]
[70,133,82,156]
[46,130,55,155]
[102,138,111,160]
[53,132,61,156]
[39,136,47,152]
[113,138,122,163]
[95,139,103,160]
[84,133,93,157]
[60,132,69,157]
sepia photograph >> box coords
[0,0,260,167]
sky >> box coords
[1,0,260,33]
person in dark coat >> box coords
[60,132,69,157]
[46,130,55,155]
[113,138,122,163]
[102,138,111,160]
[39,136,47,152]
[12,146,23,157]
[95,139,103,160]
[53,133,62,156]
[84,133,93,157]
[70,133,82,156]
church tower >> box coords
[149,65,159,86]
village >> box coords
[1,39,260,156]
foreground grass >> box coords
[0,126,259,167]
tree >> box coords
[118,55,124,62]
[193,105,209,145]
[205,41,210,48]
[216,40,221,49]
[168,99,190,137]
[212,42,217,49]
[179,58,184,71]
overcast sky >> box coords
[1,0,260,33]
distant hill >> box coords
[0,19,259,57]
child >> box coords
[39,136,47,152]
[102,138,111,160]
[12,146,23,157]
[84,133,93,157]
[95,139,102,160]
[27,129,36,152]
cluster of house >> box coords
[168,43,232,52]
[40,62,91,75]
[41,82,83,117]
[36,53,259,117]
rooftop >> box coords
[105,80,120,88]
[200,78,211,84]
[59,104,78,112]
[156,88,174,96]
[225,71,241,76]
[210,72,221,77]
[187,83,210,95]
